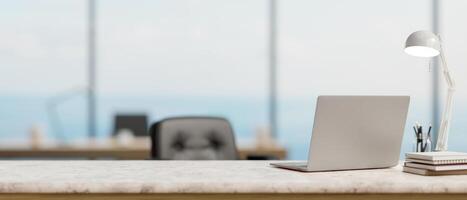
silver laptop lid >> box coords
[307,96,410,171]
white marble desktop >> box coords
[0,161,466,194]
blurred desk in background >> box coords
[0,138,287,160]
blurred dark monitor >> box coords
[113,114,148,137]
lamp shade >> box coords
[404,30,441,58]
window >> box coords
[440,0,467,151]
[0,1,86,142]
[278,0,432,159]
[97,0,268,141]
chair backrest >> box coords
[113,114,148,137]
[150,117,238,160]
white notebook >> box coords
[405,158,467,165]
[403,166,467,176]
[406,152,467,164]
[405,162,467,171]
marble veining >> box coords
[0,161,466,194]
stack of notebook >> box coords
[404,152,467,176]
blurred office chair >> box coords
[113,114,148,137]
[150,117,238,160]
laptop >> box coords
[113,114,148,137]
[271,95,410,172]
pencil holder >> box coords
[412,132,432,152]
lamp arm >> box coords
[46,86,90,145]
[440,51,455,89]
[435,42,456,151]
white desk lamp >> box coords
[404,30,455,151]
